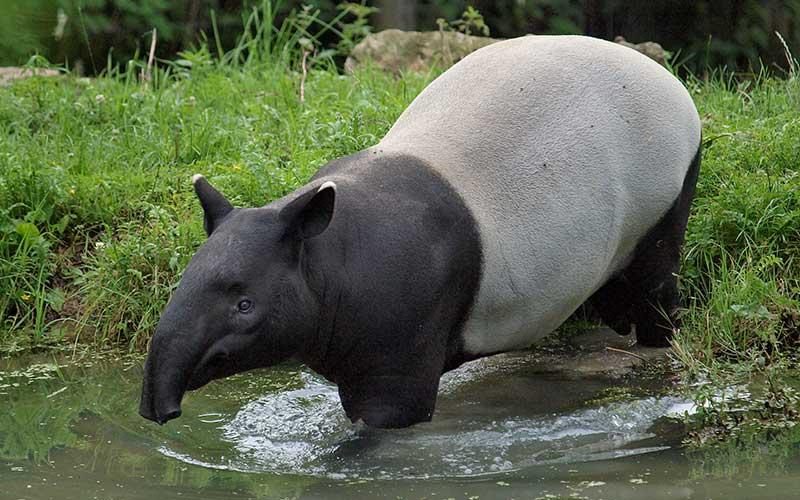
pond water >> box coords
[1,350,798,500]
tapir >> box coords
[140,35,701,429]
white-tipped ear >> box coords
[280,181,337,240]
[193,175,233,236]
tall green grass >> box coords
[673,74,800,375]
[0,3,432,351]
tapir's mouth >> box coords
[186,346,239,391]
[139,388,185,425]
[141,333,277,426]
[185,372,210,391]
[140,352,221,426]
[140,338,223,426]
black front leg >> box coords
[338,374,440,429]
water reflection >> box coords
[0,351,798,500]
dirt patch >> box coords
[528,327,671,378]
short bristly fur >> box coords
[379,35,701,355]
[140,35,701,429]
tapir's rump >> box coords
[379,35,701,355]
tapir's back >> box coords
[378,35,701,355]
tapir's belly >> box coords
[379,35,701,355]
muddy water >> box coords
[1,350,798,500]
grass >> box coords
[0,2,435,351]
[673,74,800,376]
[0,57,431,352]
[0,2,797,437]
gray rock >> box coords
[0,67,60,86]
[345,29,501,74]
[346,31,668,74]
[614,36,667,66]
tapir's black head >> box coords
[139,175,336,425]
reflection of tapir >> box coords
[140,35,701,429]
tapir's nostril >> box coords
[157,409,182,425]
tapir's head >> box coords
[139,175,336,425]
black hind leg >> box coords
[589,145,701,347]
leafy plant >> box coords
[74,202,200,350]
[335,1,379,55]
[436,6,490,37]
[686,371,799,450]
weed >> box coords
[436,6,491,37]
[685,369,799,451]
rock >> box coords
[345,29,501,74]
[347,31,667,74]
[0,67,60,86]
[614,36,667,66]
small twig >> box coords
[300,49,309,103]
[46,386,68,399]
[142,28,157,88]
[606,346,651,363]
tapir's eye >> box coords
[237,299,253,313]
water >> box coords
[1,350,798,499]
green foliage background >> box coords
[0,0,798,74]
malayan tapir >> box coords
[140,35,701,429]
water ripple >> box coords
[160,359,694,479]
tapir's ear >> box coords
[192,174,233,236]
[280,181,336,240]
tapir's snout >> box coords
[157,409,183,425]
[138,402,182,425]
[138,384,183,425]
[139,317,204,426]
[138,381,158,423]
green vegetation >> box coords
[2,1,799,74]
[676,72,800,345]
[0,2,798,439]
[669,71,800,439]
[0,5,430,352]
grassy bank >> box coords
[1,10,798,437]
[0,8,435,351]
[0,66,434,350]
